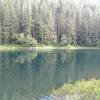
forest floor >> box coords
[0,45,100,51]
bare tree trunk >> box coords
[31,20,35,37]
[0,20,4,33]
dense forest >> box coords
[0,0,100,46]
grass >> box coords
[52,79,100,100]
[0,45,26,51]
[0,44,77,51]
[0,44,100,51]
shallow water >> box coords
[0,49,100,100]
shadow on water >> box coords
[0,49,100,100]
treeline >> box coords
[0,0,100,46]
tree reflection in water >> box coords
[0,49,100,100]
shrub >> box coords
[14,34,37,46]
[0,32,9,44]
[52,79,100,100]
[0,33,37,46]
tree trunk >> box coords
[31,20,35,37]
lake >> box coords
[0,49,100,100]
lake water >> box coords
[0,49,100,100]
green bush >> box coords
[0,33,37,46]
[0,32,9,44]
[12,34,37,46]
[52,79,100,100]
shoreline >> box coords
[0,45,100,51]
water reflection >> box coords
[0,49,100,100]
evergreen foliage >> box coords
[0,0,100,46]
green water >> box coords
[0,49,100,99]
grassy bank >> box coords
[34,44,100,50]
[0,45,79,51]
[0,44,100,51]
[0,45,25,51]
[34,45,79,50]
[52,79,100,100]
